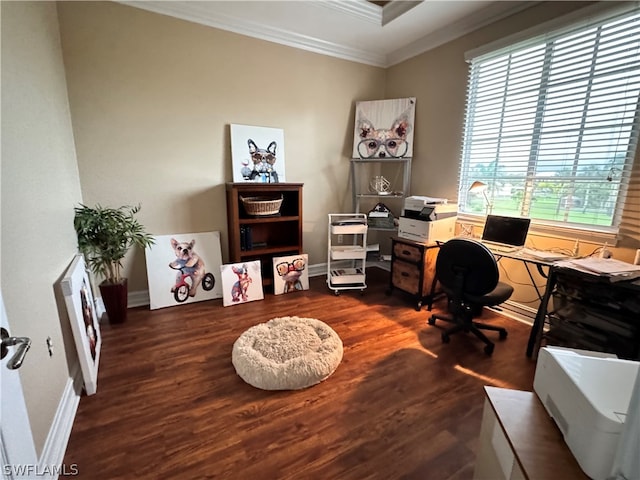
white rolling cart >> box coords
[327,213,368,295]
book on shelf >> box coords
[240,226,252,250]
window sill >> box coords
[456,213,619,246]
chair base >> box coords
[428,312,507,355]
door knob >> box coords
[1,327,31,370]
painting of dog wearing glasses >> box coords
[231,124,286,183]
[272,254,309,295]
[352,97,416,159]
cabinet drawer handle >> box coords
[402,250,411,255]
[401,272,409,277]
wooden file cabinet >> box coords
[387,236,440,311]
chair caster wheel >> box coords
[499,330,508,340]
[428,316,436,326]
[441,333,450,343]
[484,344,495,355]
[334,291,340,296]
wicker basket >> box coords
[240,195,283,216]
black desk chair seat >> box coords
[428,238,513,355]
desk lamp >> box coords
[469,180,492,214]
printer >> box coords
[534,347,640,480]
[398,196,457,243]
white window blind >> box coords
[458,7,640,241]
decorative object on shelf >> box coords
[220,260,264,306]
[352,97,416,159]
[61,254,101,395]
[240,195,283,216]
[273,254,309,295]
[369,175,391,194]
[230,124,286,183]
[144,232,223,310]
[367,202,395,229]
[73,203,154,324]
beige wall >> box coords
[1,1,84,455]
[56,1,385,292]
[387,1,640,310]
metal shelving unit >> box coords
[350,157,411,260]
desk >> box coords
[526,265,640,359]
[474,386,589,479]
[481,245,558,358]
[487,248,557,303]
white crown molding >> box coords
[119,1,539,68]
[387,1,540,67]
[120,0,388,67]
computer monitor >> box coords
[481,215,531,247]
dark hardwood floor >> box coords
[63,268,537,479]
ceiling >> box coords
[120,1,538,67]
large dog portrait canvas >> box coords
[220,260,264,306]
[230,124,286,183]
[352,97,416,159]
[145,231,223,310]
[272,254,309,295]
[61,254,101,395]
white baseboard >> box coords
[94,296,106,323]
[308,263,326,278]
[38,366,82,479]
[127,289,150,308]
[486,300,536,326]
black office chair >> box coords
[428,238,512,355]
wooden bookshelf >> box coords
[226,182,303,287]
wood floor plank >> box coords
[63,268,537,479]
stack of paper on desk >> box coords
[557,257,640,280]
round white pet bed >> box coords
[232,316,343,390]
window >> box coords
[458,6,640,238]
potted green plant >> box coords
[74,204,154,324]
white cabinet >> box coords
[327,213,367,295]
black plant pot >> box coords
[99,279,128,324]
